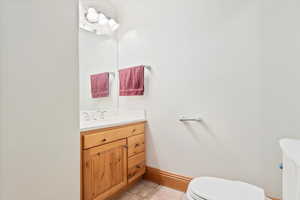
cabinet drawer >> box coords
[128,161,145,183]
[128,152,145,168]
[128,134,145,157]
[82,123,145,149]
[128,152,146,183]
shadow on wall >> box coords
[144,65,152,98]
[182,120,217,142]
[181,120,229,154]
[145,122,160,168]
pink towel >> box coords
[90,72,109,98]
[119,65,144,96]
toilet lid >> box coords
[187,177,265,200]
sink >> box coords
[80,110,146,131]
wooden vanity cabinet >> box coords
[81,122,146,200]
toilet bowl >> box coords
[183,177,265,200]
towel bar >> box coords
[109,72,115,76]
[179,116,202,122]
[144,65,151,70]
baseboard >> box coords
[268,197,280,200]
[144,166,193,192]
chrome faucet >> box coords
[82,112,91,121]
[95,109,107,120]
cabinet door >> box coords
[83,139,127,200]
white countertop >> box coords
[80,118,146,132]
[80,110,146,132]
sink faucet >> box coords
[95,109,107,120]
[82,112,91,121]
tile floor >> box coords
[112,180,184,200]
[113,180,273,200]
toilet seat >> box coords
[185,177,265,200]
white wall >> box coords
[0,1,79,200]
[79,30,118,110]
[113,0,300,198]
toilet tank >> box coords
[280,139,300,200]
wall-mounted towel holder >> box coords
[109,72,115,76]
[91,72,115,76]
[119,65,151,71]
[144,65,151,70]
[179,115,202,122]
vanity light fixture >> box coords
[83,7,120,34]
[108,18,119,31]
[98,13,109,25]
[86,7,99,23]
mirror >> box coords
[79,0,119,111]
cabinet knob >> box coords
[132,129,136,133]
[102,138,107,142]
[136,165,141,169]
[135,143,140,148]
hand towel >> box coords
[90,72,109,98]
[119,65,144,96]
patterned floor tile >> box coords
[114,179,271,200]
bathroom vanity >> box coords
[81,121,146,200]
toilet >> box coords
[184,138,300,200]
[183,177,265,200]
